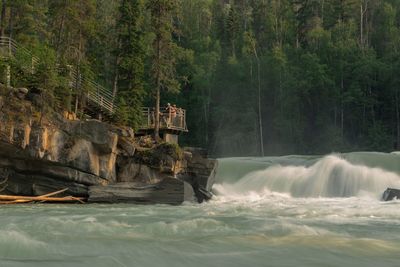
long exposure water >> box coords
[1,152,400,267]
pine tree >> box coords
[48,0,96,114]
[147,0,181,139]
[115,0,147,128]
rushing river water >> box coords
[1,152,400,267]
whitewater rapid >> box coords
[1,152,400,267]
[214,154,400,199]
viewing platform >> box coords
[137,107,188,143]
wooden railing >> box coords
[0,37,116,115]
[141,107,188,132]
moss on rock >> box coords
[134,142,183,169]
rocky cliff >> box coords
[0,86,217,204]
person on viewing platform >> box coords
[177,107,184,128]
[171,104,177,118]
[170,104,177,126]
[166,103,172,112]
[166,103,172,124]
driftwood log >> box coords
[0,188,85,204]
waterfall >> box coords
[214,154,400,198]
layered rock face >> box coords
[0,119,118,197]
[0,94,217,204]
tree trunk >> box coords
[112,35,122,98]
[321,0,325,22]
[340,76,344,142]
[360,1,368,49]
[205,85,212,147]
[5,64,10,87]
[369,86,375,125]
[74,69,79,115]
[249,58,257,148]
[334,106,337,127]
[396,89,400,150]
[0,0,6,37]
[154,86,160,140]
[154,32,161,140]
[360,3,363,47]
[341,103,344,141]
[8,4,13,39]
[254,47,264,156]
[56,12,66,56]
[112,67,119,98]
[203,99,208,145]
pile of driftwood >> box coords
[0,188,85,204]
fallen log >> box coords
[0,195,83,202]
[38,188,69,198]
[0,199,32,204]
[0,188,85,204]
[0,195,84,202]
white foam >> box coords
[215,155,400,199]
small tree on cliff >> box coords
[147,0,181,139]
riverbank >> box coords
[0,85,217,204]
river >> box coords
[1,152,400,267]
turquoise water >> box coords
[2,152,400,267]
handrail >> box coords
[140,107,188,132]
[70,68,115,114]
[0,37,38,64]
[0,36,117,115]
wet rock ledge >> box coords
[0,88,217,204]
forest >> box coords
[0,0,400,157]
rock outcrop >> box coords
[382,188,400,201]
[0,86,217,204]
[88,178,196,205]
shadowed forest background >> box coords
[1,0,400,156]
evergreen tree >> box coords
[115,0,147,128]
[147,0,181,139]
[2,0,400,154]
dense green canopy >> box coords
[1,0,400,156]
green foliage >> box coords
[157,142,184,161]
[147,0,181,93]
[115,98,130,126]
[2,0,400,155]
[135,142,183,168]
[114,0,147,129]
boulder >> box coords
[17,87,29,95]
[184,147,208,157]
[13,87,28,99]
[110,125,134,138]
[88,177,195,204]
[68,120,111,150]
[118,137,136,156]
[382,188,400,201]
[3,171,89,197]
[26,92,41,107]
[178,147,218,202]
[117,159,164,184]
[0,157,108,186]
